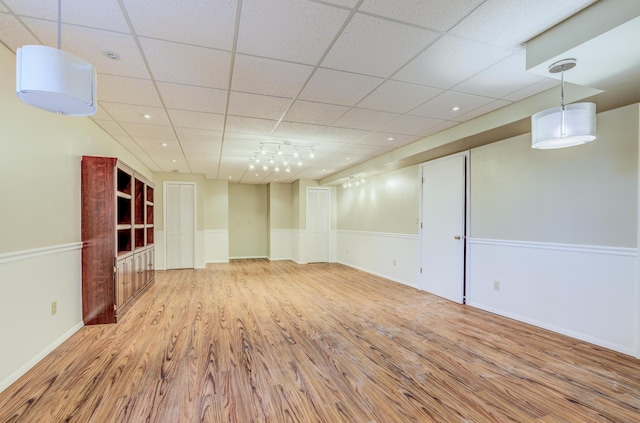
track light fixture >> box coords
[247,141,316,174]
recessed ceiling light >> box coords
[161,143,168,147]
[346,157,351,161]
[387,137,395,141]
[322,168,326,172]
[143,114,151,119]
[228,176,232,179]
[104,51,120,60]
[452,106,460,112]
[255,173,259,177]
[171,159,177,163]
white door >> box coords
[420,154,467,303]
[306,188,330,263]
[165,183,195,269]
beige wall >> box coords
[470,103,639,247]
[0,43,152,390]
[268,183,293,229]
[228,183,268,258]
[205,179,229,230]
[153,172,206,232]
[0,48,151,254]
[337,165,420,234]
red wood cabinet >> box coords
[81,156,155,325]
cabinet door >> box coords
[133,252,143,294]
[115,258,126,311]
[116,256,134,308]
[124,255,134,304]
[146,247,155,285]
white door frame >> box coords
[418,151,470,303]
[163,181,197,269]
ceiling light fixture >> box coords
[16,0,97,116]
[531,58,596,149]
[452,106,460,112]
[247,142,315,174]
[342,175,365,189]
[104,51,120,60]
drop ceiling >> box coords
[0,0,609,184]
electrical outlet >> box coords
[51,301,57,315]
[493,281,500,291]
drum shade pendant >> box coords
[531,59,595,149]
[15,0,96,116]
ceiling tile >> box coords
[449,0,597,48]
[503,78,559,102]
[134,137,183,155]
[113,136,161,171]
[321,12,440,78]
[272,121,328,140]
[225,115,278,135]
[420,120,459,137]
[121,0,237,50]
[380,115,444,136]
[25,19,149,78]
[157,82,227,114]
[316,1,360,9]
[283,100,349,126]
[359,0,483,31]
[4,0,130,32]
[94,120,126,137]
[120,122,176,139]
[392,35,513,89]
[314,127,370,144]
[410,91,496,120]
[176,128,223,144]
[453,99,512,122]
[454,51,548,98]
[100,103,170,125]
[90,107,113,122]
[0,14,39,51]
[358,80,442,113]
[181,140,222,157]
[167,109,225,131]
[140,38,231,88]
[98,75,162,106]
[231,54,314,97]
[355,132,418,147]
[237,0,350,64]
[228,92,292,121]
[333,108,400,131]
[299,68,382,106]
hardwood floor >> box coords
[1,260,640,422]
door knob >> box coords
[454,235,461,240]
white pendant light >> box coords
[15,0,96,116]
[531,59,595,149]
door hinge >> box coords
[421,177,424,184]
[420,267,422,273]
[420,222,423,229]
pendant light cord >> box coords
[57,0,61,49]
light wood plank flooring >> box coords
[1,260,640,422]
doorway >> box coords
[164,182,196,269]
[419,153,468,304]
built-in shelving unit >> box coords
[81,156,155,325]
